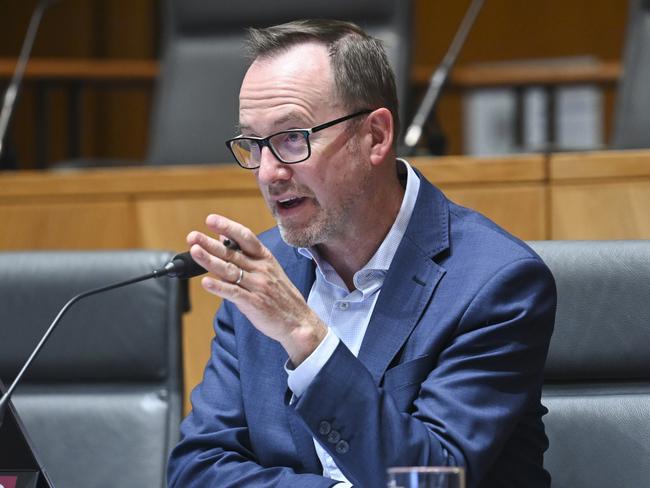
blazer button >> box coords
[327,429,341,444]
[335,440,350,454]
[318,421,332,436]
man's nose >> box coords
[256,146,291,184]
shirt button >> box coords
[327,429,341,444]
[335,440,350,454]
[337,302,349,310]
[318,420,332,436]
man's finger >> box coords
[205,214,265,257]
[189,243,244,283]
[187,230,249,270]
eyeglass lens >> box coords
[231,131,309,167]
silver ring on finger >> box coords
[234,267,244,285]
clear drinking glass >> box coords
[387,466,465,488]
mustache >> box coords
[267,181,314,199]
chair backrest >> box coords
[0,250,187,488]
[147,0,413,165]
[528,241,650,488]
[611,0,650,149]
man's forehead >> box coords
[238,109,312,132]
[238,42,339,133]
[251,41,331,69]
[243,43,332,88]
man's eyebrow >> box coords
[237,112,311,136]
[274,112,310,127]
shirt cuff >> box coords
[285,328,340,398]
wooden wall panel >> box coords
[551,180,650,239]
[550,150,650,239]
[0,200,136,249]
[414,154,547,240]
[93,0,157,161]
[135,196,275,250]
[413,0,628,67]
[442,184,547,241]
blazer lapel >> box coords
[358,175,450,384]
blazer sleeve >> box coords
[166,301,336,488]
[292,257,556,488]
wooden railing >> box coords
[1,58,621,86]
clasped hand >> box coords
[187,214,327,366]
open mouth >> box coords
[277,197,306,210]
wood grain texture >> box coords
[442,184,547,241]
[550,150,650,180]
[0,200,136,249]
[413,153,545,184]
[551,180,650,239]
[549,151,650,239]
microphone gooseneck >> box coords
[0,0,60,161]
[402,0,486,155]
[0,251,206,427]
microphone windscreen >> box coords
[170,252,207,279]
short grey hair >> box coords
[246,19,400,140]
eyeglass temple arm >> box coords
[311,109,372,133]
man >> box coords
[167,20,556,488]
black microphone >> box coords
[0,251,206,427]
[0,0,60,163]
[402,0,485,156]
[161,251,208,279]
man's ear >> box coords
[367,108,394,166]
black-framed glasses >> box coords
[225,109,372,169]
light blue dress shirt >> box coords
[286,160,420,486]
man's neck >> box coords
[316,174,405,291]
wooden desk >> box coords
[2,150,649,410]
[550,150,650,239]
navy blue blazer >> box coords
[167,173,556,488]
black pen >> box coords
[223,237,241,252]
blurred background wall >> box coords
[0,0,629,168]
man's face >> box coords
[238,42,372,249]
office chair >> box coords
[530,241,650,487]
[611,0,650,148]
[0,250,187,488]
